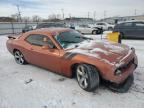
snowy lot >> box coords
[0,34,144,108]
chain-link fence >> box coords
[0,22,39,35]
[0,20,95,35]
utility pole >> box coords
[16,4,22,22]
[69,13,71,19]
[104,10,107,19]
[93,11,96,21]
[61,9,64,20]
[88,12,90,18]
[134,9,137,16]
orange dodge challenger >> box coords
[6,28,138,92]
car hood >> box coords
[67,40,130,65]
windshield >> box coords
[55,30,92,49]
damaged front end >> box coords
[106,48,138,93]
[107,74,134,93]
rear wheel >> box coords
[92,30,97,34]
[14,50,27,65]
[76,64,100,92]
[120,32,125,39]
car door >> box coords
[76,25,85,33]
[120,22,135,38]
[96,23,106,30]
[100,23,107,30]
[82,25,93,33]
[24,34,61,73]
[133,22,144,39]
[78,25,92,34]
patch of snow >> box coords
[69,48,100,59]
[100,59,116,66]
[90,48,110,55]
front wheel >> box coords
[76,64,100,92]
[14,50,27,65]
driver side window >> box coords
[26,34,56,48]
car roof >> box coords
[36,22,66,29]
[38,22,64,24]
[27,28,71,36]
[37,22,65,26]
[118,20,144,24]
[96,22,108,24]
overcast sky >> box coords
[0,0,144,19]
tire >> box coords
[120,32,125,39]
[14,50,27,65]
[76,64,100,92]
[92,30,97,35]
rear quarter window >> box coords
[26,34,56,48]
[26,34,46,46]
[135,22,144,27]
[123,22,133,27]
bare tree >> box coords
[48,14,56,20]
[22,16,31,22]
[32,15,41,22]
[47,14,61,22]
[56,14,61,19]
[16,5,22,22]
[11,14,19,22]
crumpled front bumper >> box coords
[111,54,137,84]
[108,74,134,93]
[103,54,137,93]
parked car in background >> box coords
[94,22,115,31]
[36,22,66,29]
[22,25,36,33]
[75,24,103,34]
[22,22,66,33]
[113,20,144,39]
[7,28,138,92]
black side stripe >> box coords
[62,52,78,60]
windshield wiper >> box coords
[75,36,93,40]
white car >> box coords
[75,25,101,34]
[93,22,115,31]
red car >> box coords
[6,28,138,92]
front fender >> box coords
[61,53,115,78]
